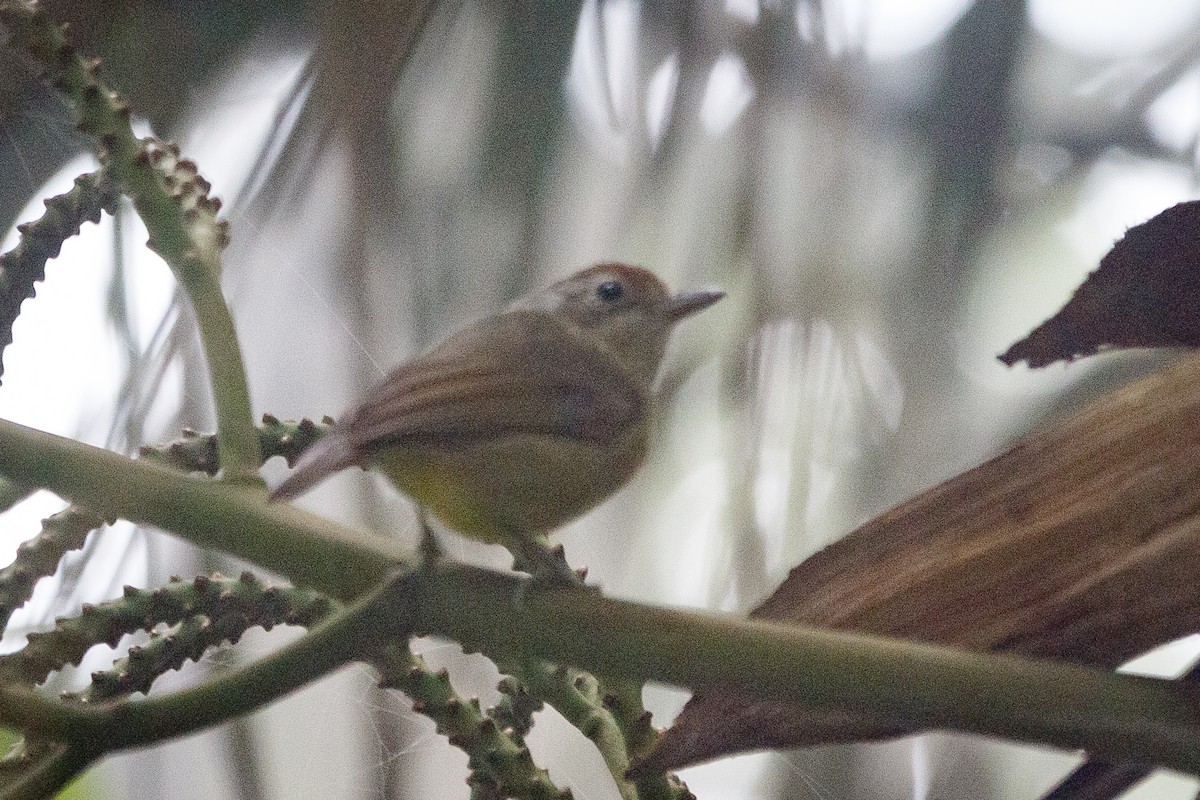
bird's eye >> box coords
[596,280,624,303]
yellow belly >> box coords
[372,428,648,543]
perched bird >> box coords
[270,263,723,576]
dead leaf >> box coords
[637,349,1200,775]
[1000,200,1200,367]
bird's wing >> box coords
[344,311,646,451]
[270,312,647,502]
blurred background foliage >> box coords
[2,0,1200,798]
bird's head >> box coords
[512,263,724,381]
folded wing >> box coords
[271,311,645,501]
[346,311,645,449]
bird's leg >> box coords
[416,506,443,566]
[506,531,585,589]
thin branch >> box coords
[0,505,98,630]
[1038,660,1200,800]
[0,741,93,800]
[0,0,261,482]
[0,570,412,750]
[0,416,408,601]
[137,416,334,476]
[0,480,31,515]
[376,643,570,800]
[0,168,117,384]
[518,662,634,800]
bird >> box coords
[270,263,723,579]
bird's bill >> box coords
[668,288,725,322]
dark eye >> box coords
[596,280,624,303]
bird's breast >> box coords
[373,419,650,541]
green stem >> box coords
[419,566,1200,775]
[0,417,405,600]
[378,645,568,799]
[0,571,411,749]
[0,479,30,515]
[0,0,262,482]
[184,271,262,484]
[1,417,1200,775]
[519,663,635,800]
[0,505,98,631]
[0,742,93,800]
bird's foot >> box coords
[510,534,596,592]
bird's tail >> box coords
[269,432,359,501]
